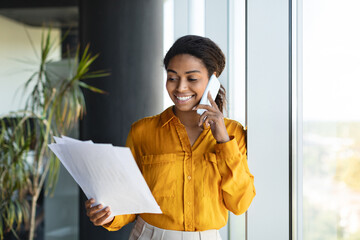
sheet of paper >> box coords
[48,136,162,217]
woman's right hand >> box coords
[85,198,114,226]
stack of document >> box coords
[48,136,162,217]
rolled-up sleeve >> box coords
[102,214,136,231]
[215,126,256,215]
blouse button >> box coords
[187,175,191,180]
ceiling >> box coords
[0,7,78,28]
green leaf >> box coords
[0,27,108,240]
[78,81,107,94]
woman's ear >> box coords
[213,72,217,77]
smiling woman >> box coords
[164,35,227,114]
[165,54,209,112]
[84,35,256,240]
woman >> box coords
[85,35,256,240]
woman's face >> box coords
[166,54,209,113]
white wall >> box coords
[0,15,61,115]
[247,0,290,239]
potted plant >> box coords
[0,28,107,240]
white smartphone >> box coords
[197,74,221,115]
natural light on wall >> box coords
[0,16,61,115]
[299,0,360,239]
[228,0,246,124]
[163,0,174,109]
[163,0,206,110]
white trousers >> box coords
[128,217,222,240]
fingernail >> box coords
[98,205,103,209]
[192,106,196,110]
[105,207,110,211]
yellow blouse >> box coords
[103,107,255,231]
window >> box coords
[298,0,360,239]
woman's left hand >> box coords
[193,92,230,143]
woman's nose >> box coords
[176,79,188,91]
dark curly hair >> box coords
[163,35,227,113]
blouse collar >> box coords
[160,106,177,127]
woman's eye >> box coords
[167,77,176,81]
[188,78,197,82]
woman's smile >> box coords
[174,94,195,103]
[166,54,209,112]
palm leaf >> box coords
[0,27,108,240]
[78,81,107,94]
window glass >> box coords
[302,1,360,239]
